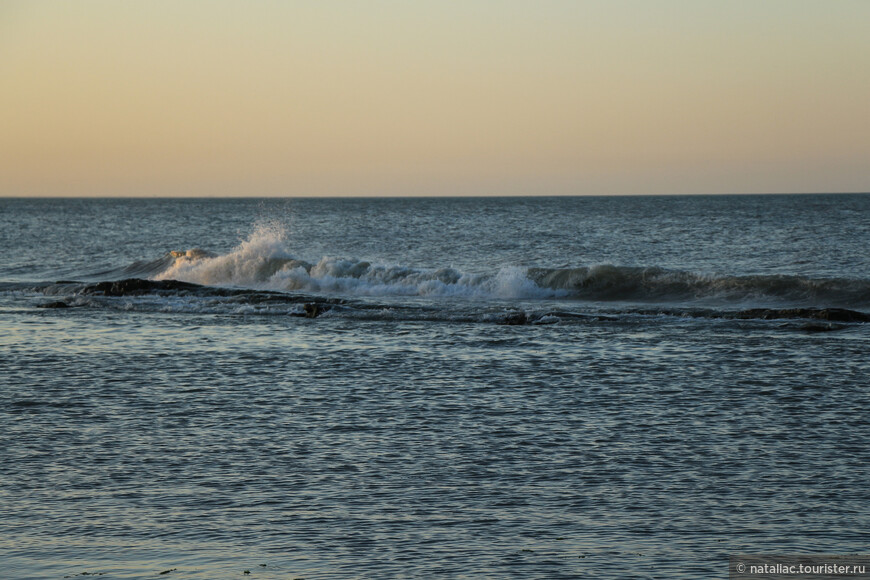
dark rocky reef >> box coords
[75,279,348,311]
[729,307,870,323]
[37,301,71,308]
[637,306,870,323]
[81,278,203,296]
[797,322,847,333]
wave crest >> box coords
[144,227,870,307]
[155,225,308,286]
[528,266,870,305]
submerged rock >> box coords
[289,302,330,318]
[500,311,528,325]
[38,301,70,308]
[304,302,327,318]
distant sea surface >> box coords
[2,195,869,579]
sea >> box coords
[1,194,869,579]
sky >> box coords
[1,0,869,197]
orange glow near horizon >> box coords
[1,1,869,197]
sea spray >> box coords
[146,223,870,307]
[151,225,558,299]
[154,222,306,287]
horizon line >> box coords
[2,191,868,200]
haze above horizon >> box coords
[2,1,869,197]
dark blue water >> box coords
[2,195,869,579]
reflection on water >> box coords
[3,305,869,579]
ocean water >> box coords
[1,194,869,579]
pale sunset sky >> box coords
[1,0,868,197]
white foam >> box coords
[151,225,552,300]
[155,223,300,287]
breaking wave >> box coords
[116,225,870,308]
[152,225,549,299]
